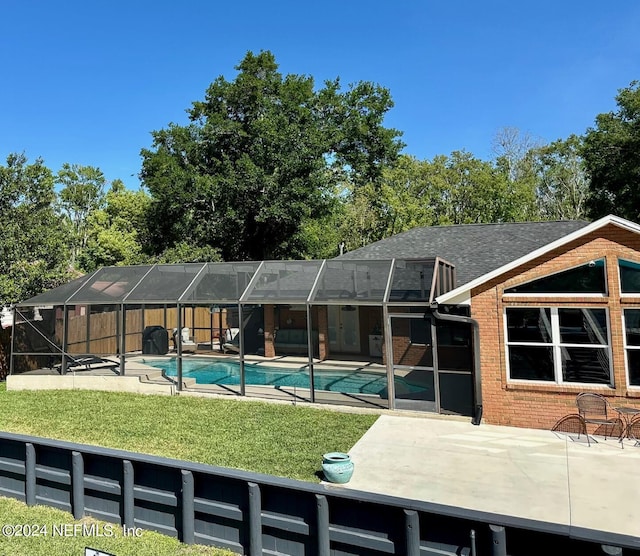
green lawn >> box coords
[0,383,377,553]
[0,382,377,481]
[0,496,232,556]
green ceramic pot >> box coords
[321,452,354,484]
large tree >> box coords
[535,135,589,220]
[78,180,152,271]
[333,151,540,253]
[141,50,403,261]
[0,154,71,304]
[582,81,640,221]
[56,163,106,266]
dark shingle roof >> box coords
[338,221,590,288]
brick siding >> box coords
[472,224,640,429]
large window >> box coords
[505,259,606,294]
[619,259,640,294]
[505,307,611,385]
[624,309,640,386]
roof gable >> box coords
[436,215,640,304]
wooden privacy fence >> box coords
[0,431,637,556]
[56,307,229,355]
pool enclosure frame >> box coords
[12,258,466,411]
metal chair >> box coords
[626,414,640,447]
[551,414,588,443]
[575,393,624,446]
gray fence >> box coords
[0,431,637,556]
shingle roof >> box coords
[338,221,590,288]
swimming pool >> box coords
[143,358,427,396]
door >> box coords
[389,313,436,412]
[328,306,361,353]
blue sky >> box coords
[1,1,639,189]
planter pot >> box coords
[321,452,354,484]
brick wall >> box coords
[388,314,433,367]
[472,224,640,429]
[263,305,329,359]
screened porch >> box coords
[11,258,474,415]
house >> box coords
[344,214,640,429]
[10,214,640,430]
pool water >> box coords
[143,358,427,396]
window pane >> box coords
[437,322,472,371]
[505,259,606,294]
[558,308,608,345]
[625,309,640,347]
[620,259,640,294]
[410,318,430,345]
[627,350,640,386]
[506,308,552,343]
[561,347,610,384]
[508,346,555,380]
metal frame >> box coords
[11,258,465,416]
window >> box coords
[619,259,640,294]
[410,317,431,345]
[624,309,640,386]
[505,307,611,385]
[505,259,606,294]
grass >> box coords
[0,496,232,556]
[0,382,377,553]
[0,382,377,481]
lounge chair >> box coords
[59,355,120,374]
[172,327,197,353]
[222,328,240,353]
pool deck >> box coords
[334,414,640,547]
[6,355,401,410]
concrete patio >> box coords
[337,414,640,543]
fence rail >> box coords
[0,431,637,556]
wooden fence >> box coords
[56,307,229,355]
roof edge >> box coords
[435,215,640,305]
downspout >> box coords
[430,302,483,425]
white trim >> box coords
[618,256,640,295]
[436,214,640,304]
[440,289,471,306]
[502,293,607,299]
[622,307,640,388]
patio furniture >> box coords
[274,328,319,355]
[551,414,588,443]
[64,355,120,373]
[626,414,640,447]
[614,405,640,426]
[222,328,241,353]
[172,328,197,353]
[576,393,625,446]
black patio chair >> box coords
[551,414,588,443]
[576,393,625,446]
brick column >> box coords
[263,305,275,358]
[316,306,328,360]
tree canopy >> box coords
[56,163,106,265]
[3,68,640,309]
[0,154,71,305]
[141,50,403,261]
[583,81,640,221]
